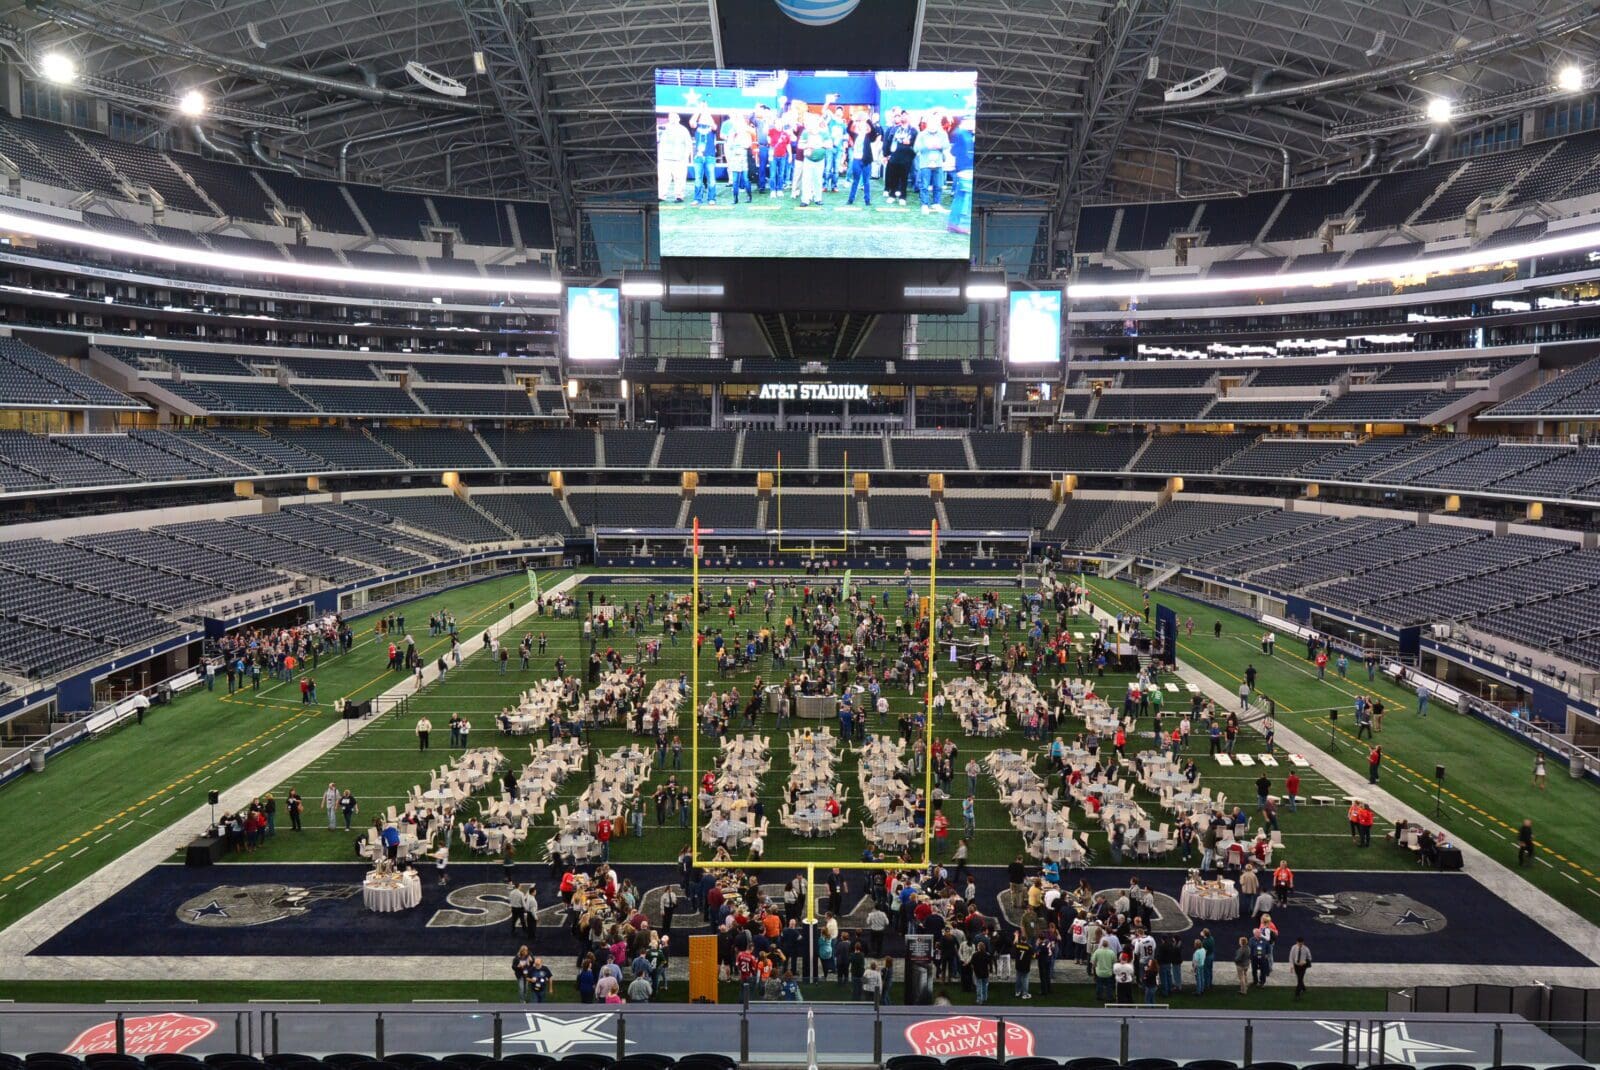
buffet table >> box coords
[1179,877,1240,921]
[362,868,422,913]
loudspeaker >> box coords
[1435,764,1445,781]
[207,789,220,805]
[1328,707,1339,721]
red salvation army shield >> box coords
[65,1013,217,1055]
[905,1015,1035,1059]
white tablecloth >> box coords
[1179,880,1239,921]
[363,870,422,913]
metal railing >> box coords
[1,1004,1592,1067]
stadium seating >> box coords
[1046,499,1152,548]
[473,492,580,538]
[889,436,969,470]
[567,490,683,528]
[371,428,497,469]
[357,495,509,544]
[686,492,760,528]
[1130,432,1254,473]
[414,388,537,417]
[865,494,938,530]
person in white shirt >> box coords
[1288,937,1313,997]
[658,112,691,202]
[416,716,432,751]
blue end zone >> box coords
[34,862,1589,967]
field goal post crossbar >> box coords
[690,518,941,935]
[774,449,851,554]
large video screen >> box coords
[1007,290,1063,364]
[566,287,621,361]
[654,69,977,261]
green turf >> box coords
[0,570,562,924]
[1083,576,1600,924]
[1,977,1388,1012]
[220,579,1396,872]
[658,186,971,259]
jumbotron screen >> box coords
[654,68,977,261]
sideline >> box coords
[1085,580,1600,973]
[0,574,581,979]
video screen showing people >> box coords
[655,69,977,260]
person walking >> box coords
[1517,818,1536,866]
[323,782,339,831]
[1233,937,1251,995]
[416,716,432,751]
[1289,937,1313,998]
[1368,745,1382,784]
[1533,755,1547,789]
[1416,679,1430,718]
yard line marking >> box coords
[1088,578,1600,894]
[70,846,88,857]
[44,861,62,873]
[96,833,113,843]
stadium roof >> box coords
[3,0,1596,245]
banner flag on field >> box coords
[527,568,540,604]
[842,569,853,602]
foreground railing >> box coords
[0,1004,1592,1067]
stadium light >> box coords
[1067,224,1600,302]
[178,90,207,117]
[1558,64,1586,92]
[620,278,665,299]
[1425,97,1453,123]
[566,379,580,398]
[38,51,77,86]
[964,271,1009,301]
[0,208,564,298]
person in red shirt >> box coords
[1284,771,1301,812]
[1273,860,1294,903]
[1315,650,1329,680]
[1113,727,1127,758]
[767,126,793,198]
[596,816,613,862]
[825,795,841,817]
[933,811,949,855]
[1356,803,1375,847]
[299,678,311,704]
[735,947,759,1000]
[1367,746,1382,785]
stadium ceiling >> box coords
[4,0,1597,246]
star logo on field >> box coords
[485,1013,628,1054]
[1393,909,1434,929]
[1310,1021,1472,1064]
[188,901,229,921]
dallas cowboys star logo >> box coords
[188,901,229,921]
[1310,1021,1472,1064]
[484,1013,629,1055]
[1393,910,1434,929]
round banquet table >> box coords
[1035,836,1082,863]
[1179,879,1240,921]
[362,870,422,913]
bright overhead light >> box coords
[619,280,665,298]
[472,50,488,75]
[38,51,77,85]
[566,379,579,399]
[1558,64,1585,92]
[1425,97,1453,123]
[178,90,207,117]
[964,282,1009,301]
[0,208,564,297]
[1066,225,1600,302]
